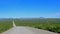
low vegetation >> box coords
[14,18,60,33]
[0,18,60,33]
[0,19,13,33]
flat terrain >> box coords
[1,26,57,34]
[1,21,57,34]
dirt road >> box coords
[1,21,58,34]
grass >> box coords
[0,18,60,33]
[0,20,13,33]
[14,19,60,33]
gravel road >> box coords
[1,21,58,34]
[1,26,58,34]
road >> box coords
[1,21,58,34]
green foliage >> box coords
[0,20,13,33]
[14,19,60,33]
[0,18,60,33]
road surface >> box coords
[1,21,58,34]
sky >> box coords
[0,0,60,18]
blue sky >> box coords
[0,0,60,18]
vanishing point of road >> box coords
[1,21,58,34]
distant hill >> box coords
[0,18,60,23]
